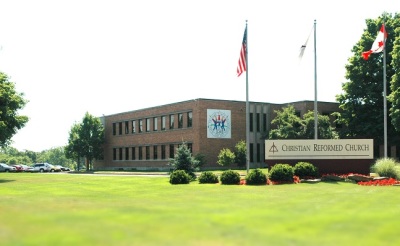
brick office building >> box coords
[94,98,340,171]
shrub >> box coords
[169,170,191,184]
[245,168,267,185]
[370,158,400,179]
[294,162,319,178]
[268,163,294,182]
[217,148,236,166]
[198,171,219,184]
[220,170,241,185]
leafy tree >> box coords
[269,105,338,139]
[65,112,104,171]
[217,148,235,166]
[336,13,400,150]
[0,72,28,147]
[65,123,84,170]
[234,140,247,167]
[269,105,303,139]
[36,147,73,168]
[388,14,400,131]
[302,111,338,139]
[169,142,199,179]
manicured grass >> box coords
[1,172,399,246]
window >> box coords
[153,117,158,131]
[263,113,267,132]
[178,113,183,128]
[257,144,260,162]
[161,116,166,130]
[249,113,253,132]
[169,144,174,158]
[250,143,254,162]
[169,114,175,129]
[125,121,129,134]
[187,143,192,153]
[118,122,122,135]
[113,148,117,160]
[131,147,136,160]
[119,148,123,160]
[256,113,260,132]
[146,118,150,132]
[153,146,158,160]
[131,120,136,133]
[138,147,143,160]
[125,147,129,160]
[112,123,116,135]
[146,146,150,160]
[187,111,192,127]
[139,119,143,133]
[161,145,166,159]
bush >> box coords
[268,164,294,182]
[169,170,191,184]
[220,170,240,185]
[245,168,267,185]
[294,162,319,178]
[198,171,219,184]
[370,158,400,179]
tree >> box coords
[234,140,247,167]
[302,111,338,139]
[65,112,104,171]
[269,105,303,139]
[168,142,199,178]
[336,13,400,150]
[217,148,235,166]
[36,147,73,168]
[65,123,84,170]
[388,14,400,131]
[269,105,338,140]
[0,72,28,147]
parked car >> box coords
[19,164,33,172]
[55,165,71,171]
[12,164,25,172]
[33,163,56,172]
[51,164,62,172]
[0,163,17,172]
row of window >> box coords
[113,143,193,161]
[112,143,265,163]
[112,112,193,135]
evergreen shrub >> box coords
[245,168,267,185]
[294,162,319,178]
[198,171,219,184]
[169,170,191,184]
[268,163,294,182]
[220,170,240,185]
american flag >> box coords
[237,26,247,77]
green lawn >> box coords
[1,172,399,246]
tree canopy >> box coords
[65,112,104,170]
[0,72,28,147]
[336,12,400,149]
[269,105,338,140]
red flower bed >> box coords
[358,178,400,186]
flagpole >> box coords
[314,19,318,139]
[383,23,388,158]
[245,20,250,173]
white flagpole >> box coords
[245,20,250,173]
[383,23,388,158]
[314,19,318,139]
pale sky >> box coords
[0,0,398,152]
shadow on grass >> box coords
[0,179,15,183]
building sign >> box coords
[207,109,231,138]
[265,139,373,160]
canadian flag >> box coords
[362,24,387,60]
